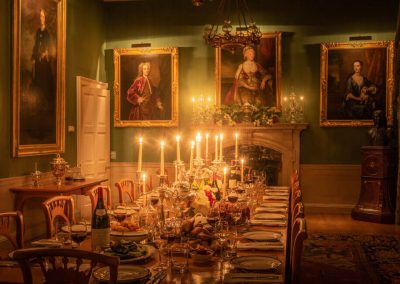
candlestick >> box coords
[138,137,143,172]
[205,133,209,162]
[190,141,195,172]
[214,135,218,161]
[160,140,165,176]
[241,159,244,183]
[219,133,223,161]
[175,163,178,182]
[196,133,201,160]
[176,135,181,162]
[235,133,239,161]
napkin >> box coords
[224,273,284,283]
[237,241,284,251]
[249,220,286,227]
[31,239,63,247]
[255,207,287,213]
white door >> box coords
[77,76,110,180]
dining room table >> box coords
[1,184,291,284]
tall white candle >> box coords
[160,141,165,176]
[235,133,239,161]
[138,137,143,172]
[190,141,195,172]
[219,133,223,161]
[205,133,209,161]
[176,135,181,162]
[196,133,201,159]
[214,135,219,161]
[241,159,244,183]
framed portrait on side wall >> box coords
[113,47,179,127]
[320,41,394,127]
[215,32,282,108]
[12,0,66,157]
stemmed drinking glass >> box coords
[214,220,229,262]
[231,206,242,236]
[70,223,87,248]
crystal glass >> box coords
[70,224,87,248]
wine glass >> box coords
[231,206,242,235]
[227,190,238,204]
[70,224,87,248]
[214,220,229,262]
[153,227,168,268]
[113,206,127,223]
[160,219,176,265]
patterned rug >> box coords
[300,233,400,284]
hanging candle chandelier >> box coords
[200,0,262,52]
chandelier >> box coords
[199,0,262,52]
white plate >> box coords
[93,265,150,283]
[231,256,281,272]
[110,230,148,242]
[242,231,282,242]
[260,202,287,208]
[253,213,286,220]
[61,225,91,233]
[266,186,289,190]
[255,207,287,213]
[264,191,288,196]
[263,195,289,201]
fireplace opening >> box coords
[222,144,282,185]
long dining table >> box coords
[1,186,291,284]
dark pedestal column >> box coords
[351,146,397,224]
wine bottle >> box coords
[91,187,110,251]
[228,160,238,189]
[211,172,221,201]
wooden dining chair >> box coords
[115,178,136,204]
[88,185,112,211]
[291,217,307,284]
[291,169,299,186]
[42,196,75,238]
[0,211,24,250]
[292,202,305,222]
[13,248,119,284]
[291,189,302,215]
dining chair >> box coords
[292,202,305,222]
[291,217,307,284]
[291,169,299,186]
[88,185,112,211]
[42,196,75,238]
[0,211,24,250]
[115,178,136,204]
[12,248,119,284]
[291,189,302,215]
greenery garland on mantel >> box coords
[213,103,281,126]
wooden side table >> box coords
[351,146,397,223]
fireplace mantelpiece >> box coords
[198,123,308,185]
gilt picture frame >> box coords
[215,32,282,108]
[113,47,179,127]
[320,41,394,127]
[12,0,66,157]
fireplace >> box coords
[204,123,307,186]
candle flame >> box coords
[283,96,287,101]
[241,159,244,164]
[191,141,195,148]
[161,140,165,148]
[139,137,143,144]
[300,96,304,101]
[191,97,195,102]
[223,167,227,174]
[206,133,209,138]
[142,173,146,180]
[219,133,223,139]
[176,135,180,141]
[207,97,211,102]
[235,133,238,138]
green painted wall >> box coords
[104,0,397,165]
[0,0,105,178]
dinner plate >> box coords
[105,244,155,263]
[61,225,91,233]
[255,207,287,213]
[263,195,289,201]
[230,256,281,272]
[266,186,289,190]
[260,202,288,208]
[242,231,282,242]
[264,191,288,196]
[110,230,148,242]
[253,213,286,220]
[93,265,150,283]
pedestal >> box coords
[351,146,397,224]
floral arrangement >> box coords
[213,103,281,126]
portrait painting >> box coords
[12,0,66,157]
[320,41,394,127]
[215,32,282,108]
[113,48,179,127]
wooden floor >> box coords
[306,213,400,235]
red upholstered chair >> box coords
[88,185,112,211]
[0,211,24,250]
[42,196,75,238]
[291,217,307,284]
[13,248,119,284]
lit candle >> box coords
[196,133,201,160]
[190,141,195,172]
[214,135,219,161]
[235,133,239,161]
[160,140,165,176]
[223,167,227,199]
[241,159,244,183]
[205,133,209,161]
[176,135,181,162]
[219,133,223,161]
[138,137,143,172]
